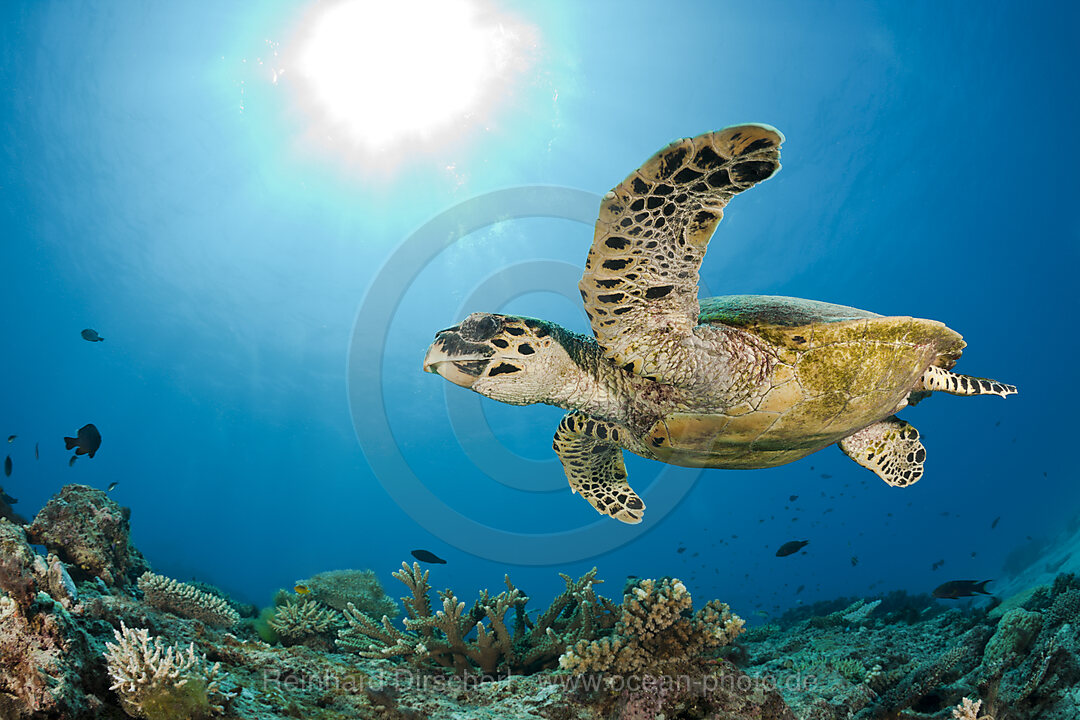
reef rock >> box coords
[0,519,101,718]
[26,483,148,588]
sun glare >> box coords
[291,0,533,163]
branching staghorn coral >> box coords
[338,562,617,676]
[269,598,343,640]
[559,577,744,679]
[105,622,230,720]
[137,572,239,628]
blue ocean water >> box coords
[0,0,1076,625]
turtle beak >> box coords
[423,330,492,389]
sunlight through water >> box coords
[291,0,535,167]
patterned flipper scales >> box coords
[552,411,645,524]
[839,416,926,488]
[580,124,783,382]
[918,365,1017,398]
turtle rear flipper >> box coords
[917,366,1017,398]
[839,416,925,488]
[553,412,645,524]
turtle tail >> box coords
[917,366,1017,398]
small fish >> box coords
[3,456,10,477]
[932,559,945,571]
[34,442,39,460]
[851,555,858,567]
[795,585,804,594]
[933,579,993,599]
[789,494,798,501]
[410,549,446,564]
[80,328,105,342]
[6,435,14,443]
[0,489,16,505]
[294,584,310,595]
[775,540,809,557]
[991,516,1001,529]
[676,546,686,554]
[820,473,832,479]
[64,423,101,458]
[107,482,118,492]
[68,455,77,467]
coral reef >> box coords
[25,483,148,588]
[269,598,343,649]
[0,486,26,525]
[0,518,100,718]
[559,577,744,678]
[8,483,1080,720]
[338,562,618,677]
[296,568,399,617]
[104,622,231,720]
[983,608,1042,665]
[953,697,992,719]
[138,571,241,628]
[557,577,785,720]
[743,581,1080,720]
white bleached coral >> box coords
[104,622,230,720]
[137,572,239,628]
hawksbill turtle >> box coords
[423,124,1017,523]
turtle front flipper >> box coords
[552,411,645,524]
[916,366,1017,398]
[839,416,925,488]
[580,124,783,384]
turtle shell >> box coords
[643,295,966,469]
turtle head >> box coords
[423,313,574,405]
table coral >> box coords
[138,572,240,628]
[295,568,399,617]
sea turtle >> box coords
[423,124,1017,523]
